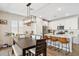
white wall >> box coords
[36,17,42,35]
[0,11,26,45]
[49,16,78,30]
[42,20,48,26]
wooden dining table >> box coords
[13,37,47,56]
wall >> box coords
[0,11,26,45]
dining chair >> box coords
[12,44,22,56]
[29,39,47,56]
[12,44,29,56]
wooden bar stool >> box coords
[43,35,51,45]
[59,37,70,55]
[50,36,59,50]
[43,35,48,40]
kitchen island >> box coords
[45,34,73,52]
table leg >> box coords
[43,49,47,56]
[43,44,47,56]
[23,49,26,56]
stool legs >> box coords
[65,43,70,55]
[52,41,59,51]
[60,43,70,55]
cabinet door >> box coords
[73,36,79,44]
[42,26,48,34]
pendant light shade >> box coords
[24,15,36,26]
[24,3,36,26]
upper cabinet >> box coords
[49,16,78,30]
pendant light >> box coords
[24,3,36,26]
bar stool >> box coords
[50,36,59,50]
[59,37,70,55]
[43,35,48,40]
[43,35,51,45]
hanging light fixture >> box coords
[24,3,36,26]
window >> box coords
[11,20,24,35]
[11,20,18,35]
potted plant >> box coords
[6,32,15,37]
[5,32,15,46]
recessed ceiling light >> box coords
[39,16,42,17]
[57,8,62,11]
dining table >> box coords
[13,37,47,56]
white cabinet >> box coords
[73,36,79,44]
[49,16,78,30]
[31,17,48,35]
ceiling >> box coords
[0,3,79,20]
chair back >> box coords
[35,39,47,56]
